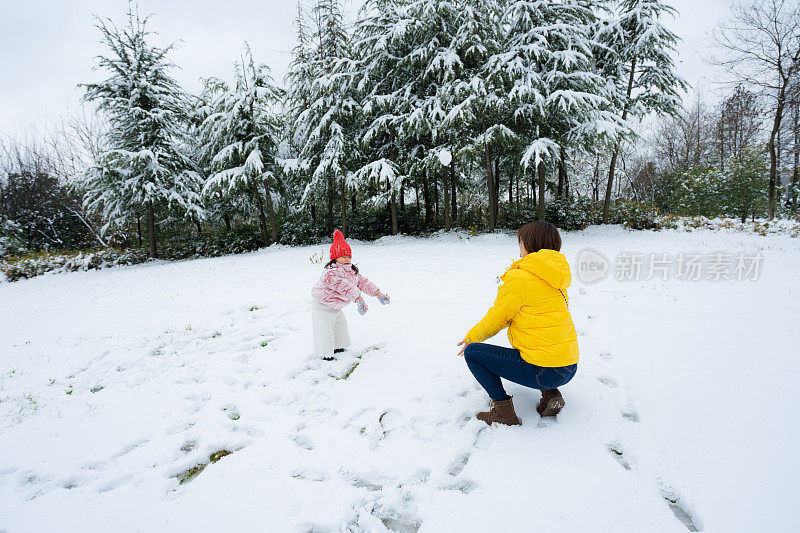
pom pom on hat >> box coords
[330,229,352,261]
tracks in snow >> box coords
[578,288,702,532]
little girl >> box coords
[311,230,390,360]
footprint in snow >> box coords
[290,469,326,482]
[607,443,702,531]
[606,443,633,471]
[661,486,702,532]
[440,478,478,494]
[621,406,640,422]
[290,430,315,451]
[221,405,240,421]
[448,453,471,477]
[597,376,618,388]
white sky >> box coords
[0,0,733,136]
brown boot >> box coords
[476,397,521,426]
[537,389,565,417]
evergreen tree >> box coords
[80,9,204,258]
[349,0,431,234]
[285,2,319,225]
[596,0,687,223]
[294,0,358,234]
[725,146,769,222]
[199,46,284,245]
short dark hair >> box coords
[517,221,561,253]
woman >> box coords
[458,221,579,426]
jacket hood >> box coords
[504,249,571,289]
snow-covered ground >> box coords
[1,226,798,532]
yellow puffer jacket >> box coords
[465,249,579,367]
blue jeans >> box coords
[464,343,577,401]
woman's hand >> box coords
[377,291,390,305]
[457,340,469,357]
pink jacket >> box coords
[312,263,380,309]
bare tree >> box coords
[713,85,763,170]
[710,0,800,219]
[651,92,717,173]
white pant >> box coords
[311,301,352,356]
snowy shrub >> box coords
[1,248,149,282]
[656,213,680,230]
[608,200,661,230]
[157,226,268,259]
[545,197,597,230]
[0,215,27,258]
[670,216,799,237]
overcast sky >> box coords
[0,0,734,136]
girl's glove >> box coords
[357,300,368,315]
[378,293,391,305]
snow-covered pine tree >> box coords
[285,1,319,224]
[80,9,204,258]
[294,0,359,234]
[348,0,410,234]
[446,0,511,231]
[489,0,620,221]
[199,46,284,245]
[189,79,239,233]
[595,0,687,223]
[353,0,494,231]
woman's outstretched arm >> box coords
[464,279,524,343]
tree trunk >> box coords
[423,173,432,227]
[451,159,457,223]
[719,110,725,173]
[557,146,567,197]
[263,180,277,244]
[390,184,398,235]
[223,214,231,231]
[508,164,514,204]
[340,177,347,235]
[603,54,637,223]
[415,179,421,218]
[326,176,334,232]
[146,200,157,258]
[310,204,316,224]
[400,182,405,211]
[494,158,500,222]
[767,90,787,219]
[793,99,799,207]
[253,186,269,245]
[537,161,546,221]
[443,163,451,230]
[483,123,496,232]
[195,220,202,236]
[593,152,600,202]
[137,213,142,246]
[433,170,439,222]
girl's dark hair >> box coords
[325,259,359,274]
[517,221,561,253]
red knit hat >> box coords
[330,230,352,261]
